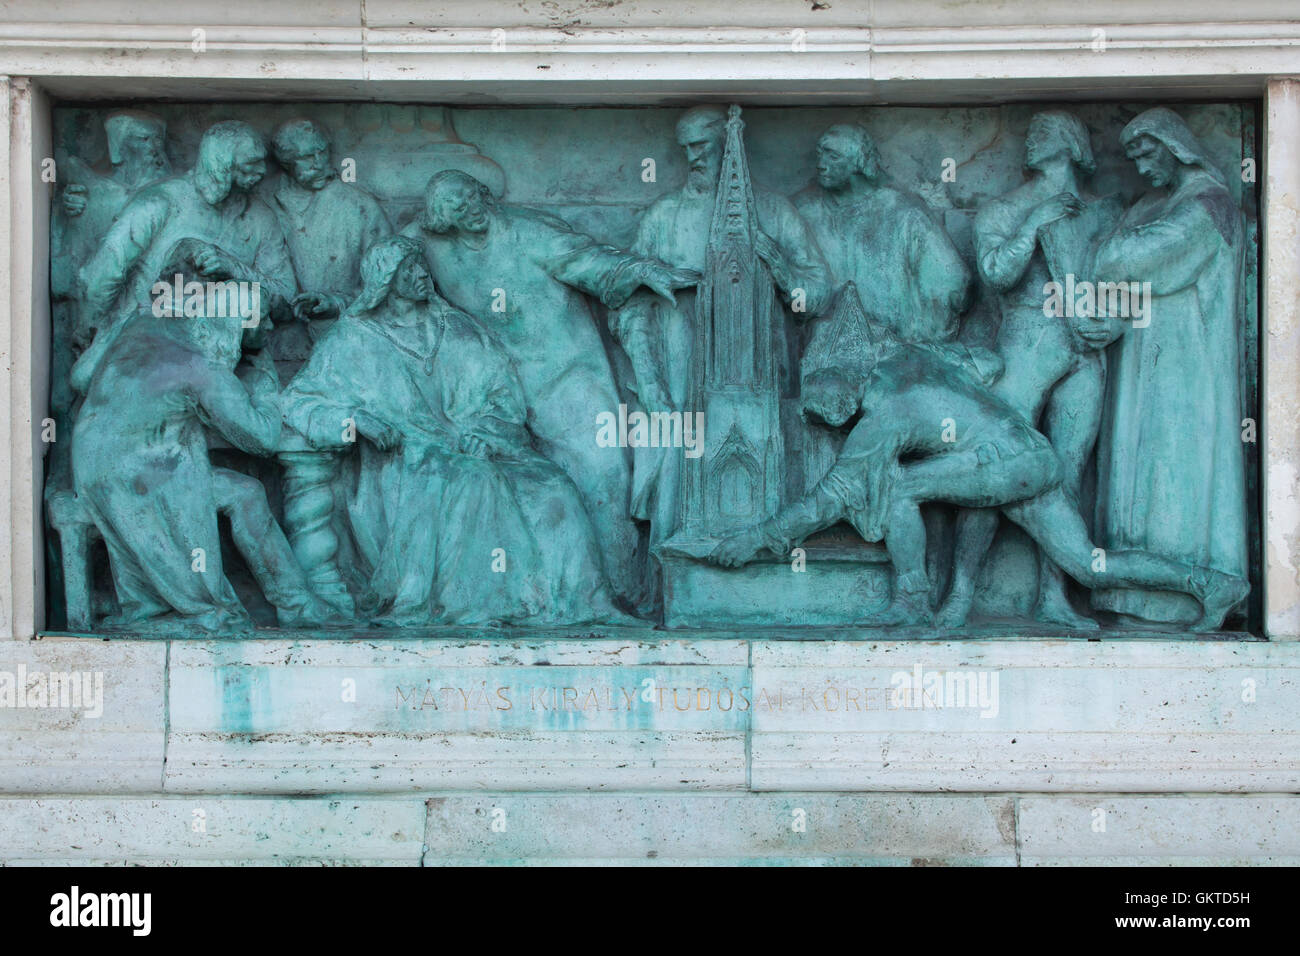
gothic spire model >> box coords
[670,105,785,548]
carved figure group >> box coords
[47,103,1252,634]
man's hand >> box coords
[192,245,244,282]
[353,410,399,451]
[754,231,794,292]
[292,292,347,321]
[1072,313,1120,351]
[62,184,88,218]
[1031,192,1084,233]
[709,527,766,568]
[641,263,700,308]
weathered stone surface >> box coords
[423,793,1017,865]
[164,638,749,792]
[0,0,1298,868]
[0,796,426,865]
[2,636,1294,796]
[749,640,1300,791]
[5,790,1295,865]
[1018,795,1300,865]
[0,638,165,792]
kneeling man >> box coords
[709,341,1247,631]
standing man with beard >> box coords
[268,118,394,602]
[72,120,295,394]
[270,118,392,332]
[612,105,832,575]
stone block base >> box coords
[1,794,1297,865]
[2,635,1296,862]
[659,547,891,628]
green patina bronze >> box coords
[44,101,1258,636]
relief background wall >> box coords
[48,100,1263,628]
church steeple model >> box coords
[666,105,786,552]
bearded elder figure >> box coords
[610,105,833,602]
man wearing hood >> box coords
[1079,107,1250,627]
[283,236,632,627]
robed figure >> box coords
[402,171,695,612]
[791,123,971,345]
[283,237,629,626]
[1088,107,1249,625]
[613,106,832,569]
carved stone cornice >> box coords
[1,6,1299,101]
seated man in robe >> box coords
[72,243,343,632]
[707,335,1248,632]
[282,236,633,627]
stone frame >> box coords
[3,5,1299,640]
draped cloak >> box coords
[619,188,832,546]
[71,313,282,631]
[282,304,618,626]
[1091,133,1248,623]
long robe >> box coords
[1091,168,1248,623]
[401,206,648,604]
[619,187,832,545]
[282,304,619,625]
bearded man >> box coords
[611,105,833,568]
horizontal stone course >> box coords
[1017,795,1300,864]
[423,793,1018,864]
[1,636,1296,794]
[0,639,166,793]
[2,792,1297,864]
[0,796,426,865]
